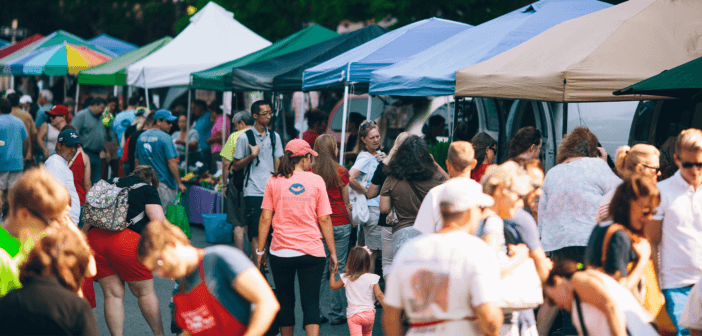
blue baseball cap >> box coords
[153,109,177,122]
[57,129,81,146]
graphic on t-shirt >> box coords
[289,183,305,195]
[409,269,450,313]
[143,143,153,154]
[181,304,216,333]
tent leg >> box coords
[280,94,287,142]
[74,83,80,115]
[447,96,452,141]
[299,92,305,139]
[366,95,372,120]
[184,89,192,175]
[339,84,350,165]
[145,87,150,110]
[9,75,14,91]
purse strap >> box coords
[600,223,638,266]
[574,292,589,336]
[329,189,352,223]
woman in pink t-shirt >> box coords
[258,139,338,336]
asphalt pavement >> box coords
[93,224,385,335]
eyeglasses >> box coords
[681,161,702,169]
[488,146,496,152]
[360,120,376,131]
[640,163,661,173]
[256,111,272,117]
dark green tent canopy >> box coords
[77,37,172,86]
[231,25,388,92]
[614,55,702,99]
[190,24,339,91]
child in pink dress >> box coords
[330,246,385,336]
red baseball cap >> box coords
[46,105,70,118]
[285,139,318,157]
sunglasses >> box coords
[640,163,661,173]
[360,120,376,131]
[681,161,702,169]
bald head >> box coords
[446,141,476,177]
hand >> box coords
[175,139,185,145]
[178,183,187,193]
[257,253,268,268]
[508,243,529,258]
[374,152,387,162]
[249,144,261,157]
[99,150,106,159]
[329,254,339,274]
[598,147,608,160]
[632,238,651,260]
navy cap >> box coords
[57,129,81,146]
[154,109,177,122]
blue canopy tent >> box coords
[301,18,472,162]
[0,39,9,49]
[89,33,138,56]
[368,0,612,97]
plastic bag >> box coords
[166,191,191,238]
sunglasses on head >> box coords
[682,161,702,169]
[360,120,376,131]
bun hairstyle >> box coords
[614,144,660,179]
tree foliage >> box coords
[0,0,626,47]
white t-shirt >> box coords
[681,278,702,331]
[341,273,380,318]
[572,271,658,336]
[385,231,500,335]
[413,178,481,235]
[44,154,80,225]
[652,170,702,289]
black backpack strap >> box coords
[270,130,278,161]
[243,129,257,188]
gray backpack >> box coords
[82,179,146,231]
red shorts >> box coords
[87,229,153,282]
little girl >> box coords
[330,246,385,336]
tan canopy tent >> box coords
[455,0,702,102]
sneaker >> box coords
[330,318,347,326]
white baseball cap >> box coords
[439,177,494,213]
[19,95,32,104]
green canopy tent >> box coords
[190,24,339,91]
[77,36,172,86]
[614,55,702,99]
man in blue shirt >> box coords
[192,100,212,172]
[0,97,27,214]
[136,109,186,209]
[113,96,141,159]
[34,90,54,128]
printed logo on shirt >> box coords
[409,269,450,313]
[181,304,216,333]
[143,143,153,154]
[289,183,305,195]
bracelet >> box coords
[255,248,265,256]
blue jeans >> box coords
[663,286,693,336]
[320,224,351,320]
[85,150,102,184]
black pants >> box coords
[269,254,325,327]
[244,196,264,241]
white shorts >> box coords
[407,320,482,336]
[0,171,22,190]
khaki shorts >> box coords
[157,183,177,210]
[0,171,22,190]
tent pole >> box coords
[222,92,228,211]
[366,95,372,120]
[447,96,452,141]
[113,85,118,97]
[184,89,192,175]
[9,75,14,90]
[299,92,305,139]
[74,83,80,115]
[281,93,287,142]
[145,87,150,110]
[339,84,350,165]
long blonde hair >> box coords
[312,134,346,189]
[614,144,660,179]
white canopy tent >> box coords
[127,1,271,89]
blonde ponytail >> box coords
[615,145,631,175]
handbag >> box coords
[349,155,372,225]
[166,191,192,238]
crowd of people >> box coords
[2,90,702,336]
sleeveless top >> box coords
[70,151,87,205]
[46,124,60,155]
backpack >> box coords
[82,179,146,232]
[229,129,277,191]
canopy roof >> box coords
[127,1,271,89]
[230,25,388,92]
[0,30,117,73]
[7,43,111,75]
[78,37,172,86]
[0,34,43,59]
[369,0,611,97]
[0,39,9,48]
[89,33,138,56]
[302,18,471,92]
[455,0,702,102]
[190,24,339,91]
[614,56,702,99]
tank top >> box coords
[70,151,87,205]
[46,124,60,155]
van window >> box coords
[655,99,698,147]
[454,98,479,141]
[632,101,656,143]
[483,98,500,132]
